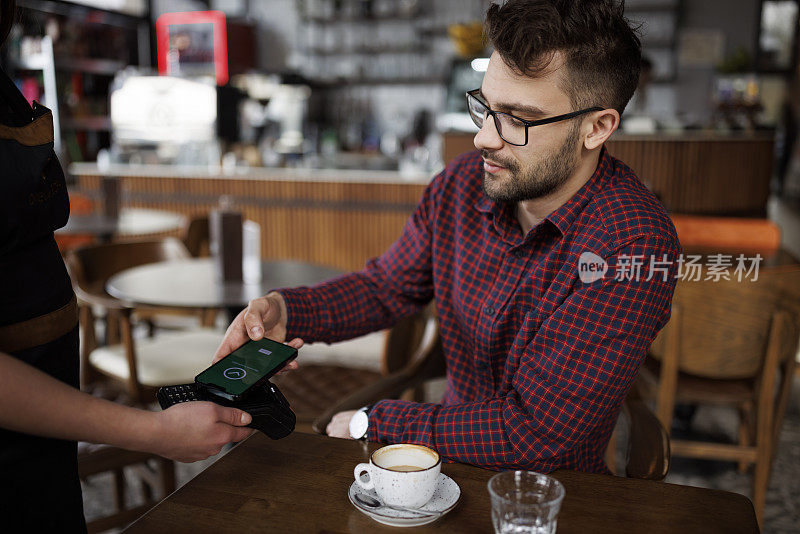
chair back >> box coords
[78,443,175,532]
[183,215,210,257]
[670,215,780,252]
[311,311,443,434]
[66,237,191,299]
[650,270,799,379]
[383,304,437,374]
[66,238,209,404]
[622,389,670,480]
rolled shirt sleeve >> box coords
[279,171,442,344]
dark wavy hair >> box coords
[485,0,641,114]
[0,0,15,46]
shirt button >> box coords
[484,306,495,316]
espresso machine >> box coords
[109,73,222,166]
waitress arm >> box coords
[0,352,253,463]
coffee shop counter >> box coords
[68,163,432,272]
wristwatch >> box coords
[348,405,372,440]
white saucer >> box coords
[348,473,461,527]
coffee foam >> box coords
[372,444,440,471]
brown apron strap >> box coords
[0,294,78,354]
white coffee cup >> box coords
[354,444,441,508]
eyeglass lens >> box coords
[467,93,526,145]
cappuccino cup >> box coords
[354,444,441,508]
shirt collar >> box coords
[475,146,612,238]
[545,146,611,236]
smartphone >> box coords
[195,337,297,401]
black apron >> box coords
[0,68,87,531]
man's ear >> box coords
[583,109,620,150]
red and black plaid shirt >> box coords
[281,147,680,473]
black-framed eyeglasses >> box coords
[466,89,603,146]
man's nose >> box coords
[473,116,504,151]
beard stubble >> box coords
[481,120,582,203]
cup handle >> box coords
[354,463,374,491]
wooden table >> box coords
[124,432,758,534]
[57,207,185,241]
[106,258,342,309]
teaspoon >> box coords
[354,493,443,516]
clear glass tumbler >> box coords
[487,471,566,534]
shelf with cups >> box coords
[297,1,444,87]
[305,72,446,86]
[298,0,423,23]
[9,0,147,162]
[329,76,446,85]
[300,12,421,23]
[299,46,443,86]
[305,44,429,56]
[12,52,116,147]
[625,1,680,12]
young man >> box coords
[216,0,680,473]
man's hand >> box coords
[326,410,358,439]
[213,292,303,370]
[150,402,255,462]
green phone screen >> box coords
[195,338,297,397]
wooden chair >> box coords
[78,443,175,533]
[272,306,435,433]
[670,215,781,252]
[312,319,671,481]
[606,385,671,480]
[637,269,800,522]
[183,215,211,258]
[181,215,217,327]
[66,238,224,404]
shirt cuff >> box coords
[277,287,329,342]
[368,399,439,448]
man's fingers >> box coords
[212,310,246,362]
[275,339,301,375]
[324,411,353,438]
[276,360,299,375]
[243,299,270,340]
[213,335,240,362]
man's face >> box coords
[474,52,585,203]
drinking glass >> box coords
[487,471,565,534]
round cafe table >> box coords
[106,258,342,316]
[57,208,185,241]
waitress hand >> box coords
[152,401,256,462]
[213,291,303,367]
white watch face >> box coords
[348,409,369,439]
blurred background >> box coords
[7,1,800,194]
[5,1,800,532]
